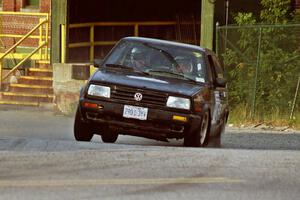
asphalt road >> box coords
[0,106,300,200]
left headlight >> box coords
[87,84,111,98]
[166,96,191,110]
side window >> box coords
[207,55,217,81]
[212,55,224,79]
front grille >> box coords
[110,85,168,107]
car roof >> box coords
[122,37,209,53]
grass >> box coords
[228,105,300,130]
[290,113,300,129]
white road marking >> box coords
[0,177,243,187]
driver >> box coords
[175,56,193,73]
[130,47,147,71]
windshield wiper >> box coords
[142,43,180,68]
[106,63,151,76]
[148,70,197,83]
[105,63,133,70]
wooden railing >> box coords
[65,21,177,63]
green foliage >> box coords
[222,0,300,121]
[294,10,300,22]
[260,0,293,23]
[234,13,257,25]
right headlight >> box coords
[87,84,111,98]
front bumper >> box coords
[79,99,202,140]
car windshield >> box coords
[103,40,207,83]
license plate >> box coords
[123,105,148,120]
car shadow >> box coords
[110,131,300,151]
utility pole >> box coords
[224,0,229,50]
[51,0,68,64]
[200,0,216,50]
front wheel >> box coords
[74,108,94,142]
[184,111,210,147]
[209,115,227,148]
[101,129,118,143]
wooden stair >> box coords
[0,62,54,107]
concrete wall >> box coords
[53,63,88,115]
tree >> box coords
[222,0,300,120]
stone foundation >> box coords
[53,63,90,115]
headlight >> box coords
[87,84,111,98]
[166,96,190,110]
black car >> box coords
[74,37,229,147]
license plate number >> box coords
[123,105,148,120]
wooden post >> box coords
[51,0,68,64]
[39,18,43,59]
[0,62,2,91]
[200,0,215,49]
[45,14,49,60]
[134,24,139,37]
[61,24,66,63]
[90,25,95,62]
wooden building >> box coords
[50,0,300,64]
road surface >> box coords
[0,106,300,200]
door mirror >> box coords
[216,77,227,87]
[93,59,103,68]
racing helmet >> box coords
[175,56,193,73]
[130,47,145,62]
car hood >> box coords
[90,69,204,96]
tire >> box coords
[101,129,118,143]
[74,108,94,142]
[209,135,221,148]
[209,115,227,148]
[183,133,194,147]
[184,111,210,147]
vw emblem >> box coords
[134,93,143,101]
